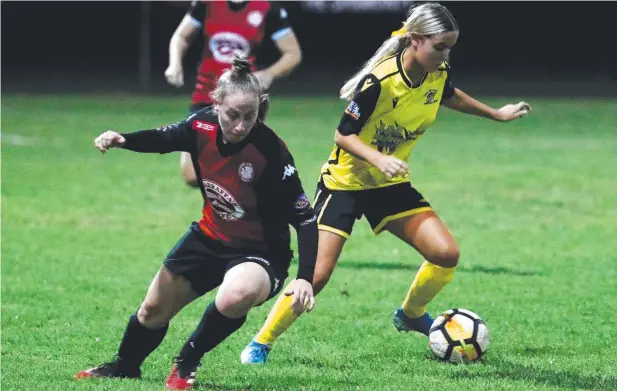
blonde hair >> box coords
[340,3,458,101]
[211,56,269,120]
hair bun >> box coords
[231,56,252,76]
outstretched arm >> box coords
[443,88,531,122]
[93,118,195,155]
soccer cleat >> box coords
[165,357,199,390]
[240,340,271,364]
[74,359,141,379]
[393,308,434,336]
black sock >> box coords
[178,302,246,364]
[116,314,169,369]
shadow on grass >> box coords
[338,261,542,276]
[446,358,616,390]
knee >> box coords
[425,244,460,268]
[181,170,199,187]
[137,301,168,328]
[216,286,260,317]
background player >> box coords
[74,58,316,390]
[165,0,303,187]
[240,2,531,364]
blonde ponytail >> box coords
[339,2,458,101]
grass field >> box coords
[2,93,616,391]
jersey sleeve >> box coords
[120,113,197,154]
[187,0,206,27]
[264,3,293,41]
[337,74,381,135]
[274,143,318,283]
[441,66,456,103]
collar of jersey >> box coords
[216,124,256,157]
[397,49,428,89]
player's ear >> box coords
[410,32,424,50]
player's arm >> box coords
[334,75,409,179]
[165,1,203,87]
[254,6,302,89]
[94,116,196,155]
[441,71,531,122]
[279,151,318,284]
[278,148,318,314]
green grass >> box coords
[2,93,616,391]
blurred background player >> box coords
[164,0,303,187]
[74,58,317,390]
[240,2,531,364]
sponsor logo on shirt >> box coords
[209,32,250,64]
[202,179,245,221]
[192,120,217,132]
[345,101,361,120]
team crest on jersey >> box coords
[238,162,254,183]
[247,11,263,27]
[371,120,426,154]
[294,193,310,210]
[202,179,245,221]
[209,32,250,64]
[424,89,439,105]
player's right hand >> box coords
[374,155,408,179]
[284,279,315,316]
[94,131,126,154]
[164,64,184,87]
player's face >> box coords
[413,31,459,72]
[217,92,260,143]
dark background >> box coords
[2,1,616,96]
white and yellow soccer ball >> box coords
[428,308,489,363]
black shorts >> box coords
[163,222,286,300]
[313,181,432,238]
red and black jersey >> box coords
[120,109,317,282]
[187,1,292,105]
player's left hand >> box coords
[494,101,532,122]
[253,71,274,90]
[284,279,315,316]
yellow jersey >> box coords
[320,49,455,191]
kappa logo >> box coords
[192,120,217,132]
[282,164,296,180]
[424,89,438,105]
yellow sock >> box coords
[401,261,456,319]
[254,282,300,345]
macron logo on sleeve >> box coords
[192,120,218,133]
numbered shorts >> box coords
[313,181,433,238]
[163,222,286,301]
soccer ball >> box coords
[428,308,489,363]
